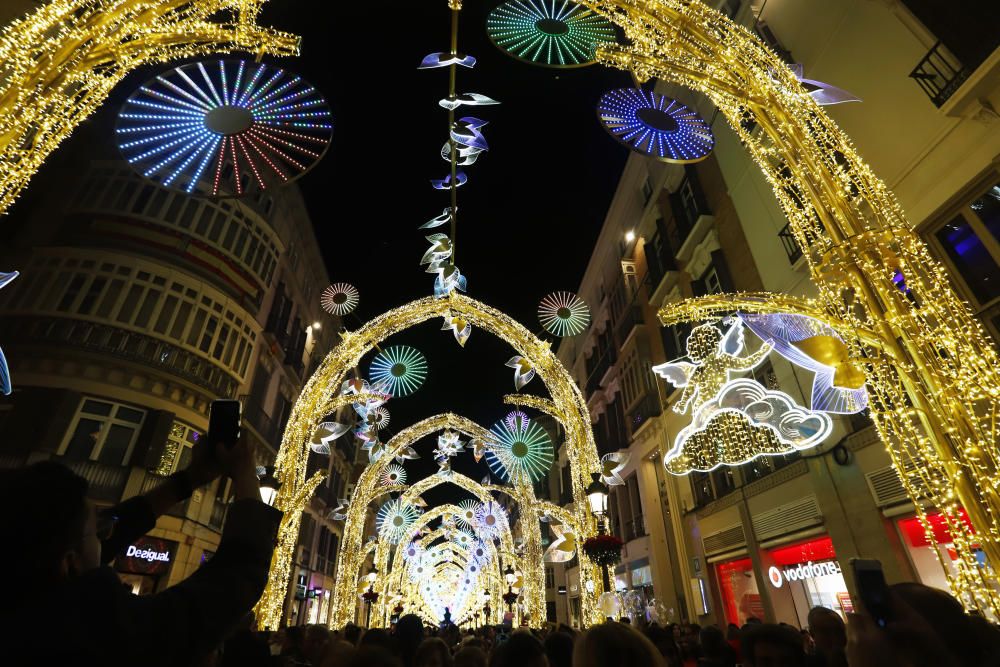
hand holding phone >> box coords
[850,558,891,628]
[208,399,242,449]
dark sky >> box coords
[255,1,630,498]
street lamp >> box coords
[483,590,491,625]
[585,472,613,592]
[363,565,378,628]
[503,564,518,613]
[258,466,280,506]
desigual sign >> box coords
[116,537,177,576]
[768,560,842,588]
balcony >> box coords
[777,222,804,265]
[239,393,283,450]
[624,515,647,542]
[0,316,239,398]
[910,41,970,108]
[585,348,616,393]
[626,392,662,436]
[615,305,644,347]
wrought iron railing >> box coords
[910,41,970,108]
[778,221,803,264]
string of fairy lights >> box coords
[3,0,998,626]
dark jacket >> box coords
[10,496,281,666]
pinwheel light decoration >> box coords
[538,291,591,337]
[0,271,19,395]
[453,528,475,550]
[380,463,407,486]
[369,346,428,397]
[487,0,617,68]
[117,60,333,195]
[376,498,422,544]
[321,283,359,316]
[598,88,714,163]
[485,411,554,483]
[475,501,509,539]
[309,420,351,455]
[457,500,480,529]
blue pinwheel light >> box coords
[597,88,714,163]
[0,271,18,396]
[487,0,617,68]
[369,346,428,397]
[117,59,333,196]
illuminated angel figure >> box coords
[653,321,772,415]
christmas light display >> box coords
[544,524,577,563]
[0,271,18,395]
[380,463,407,486]
[597,88,714,163]
[487,0,617,68]
[786,64,861,106]
[369,346,428,397]
[506,355,536,390]
[457,500,479,528]
[321,283,360,316]
[364,406,392,431]
[376,498,423,544]
[599,451,630,486]
[485,411,554,484]
[475,500,509,539]
[442,313,473,347]
[117,59,332,195]
[538,291,591,337]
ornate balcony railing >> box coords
[910,41,970,108]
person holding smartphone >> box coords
[0,405,280,666]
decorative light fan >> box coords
[485,411,554,483]
[538,291,591,336]
[597,88,714,163]
[487,0,616,68]
[117,59,333,195]
[321,283,359,315]
[369,346,428,397]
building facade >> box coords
[557,0,1000,629]
[0,115,349,625]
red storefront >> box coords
[896,509,992,592]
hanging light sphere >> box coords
[321,283,360,315]
[116,59,333,195]
[369,345,428,397]
[597,88,714,163]
[538,291,591,337]
[487,0,617,68]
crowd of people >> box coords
[6,434,1000,666]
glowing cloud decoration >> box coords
[369,345,428,397]
[538,291,591,337]
[116,60,332,195]
[663,379,833,474]
[598,88,714,163]
[376,498,422,544]
[485,411,554,483]
[506,356,536,391]
[0,271,19,395]
[380,463,407,486]
[487,0,617,68]
[738,312,868,414]
[321,283,359,315]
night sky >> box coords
[14,1,632,503]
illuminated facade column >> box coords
[581,0,1000,613]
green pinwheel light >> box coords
[485,410,554,483]
[486,0,617,68]
[369,345,428,397]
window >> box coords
[546,567,555,589]
[701,266,723,295]
[641,175,653,204]
[930,182,1000,308]
[60,398,146,465]
[153,421,202,475]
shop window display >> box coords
[716,558,763,625]
[767,537,850,626]
[897,509,995,594]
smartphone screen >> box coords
[851,558,891,627]
[208,399,241,448]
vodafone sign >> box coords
[768,560,842,588]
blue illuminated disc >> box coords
[487,0,616,68]
[597,88,714,163]
[116,60,333,196]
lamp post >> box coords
[503,564,518,614]
[363,566,377,628]
[585,472,612,592]
[258,465,280,506]
[483,590,491,626]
